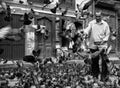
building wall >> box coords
[3,0,119,58]
[1,0,119,58]
[0,0,77,58]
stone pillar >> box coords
[24,19,37,55]
[25,25,35,55]
[114,2,120,53]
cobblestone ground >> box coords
[0,55,120,88]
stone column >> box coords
[24,19,37,55]
[114,2,120,54]
[25,25,35,55]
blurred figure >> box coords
[0,25,11,39]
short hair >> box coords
[95,11,102,16]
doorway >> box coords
[36,16,55,58]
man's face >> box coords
[95,13,102,22]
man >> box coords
[83,12,110,81]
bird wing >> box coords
[0,26,11,39]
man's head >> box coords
[95,12,102,22]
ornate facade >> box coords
[0,0,120,59]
